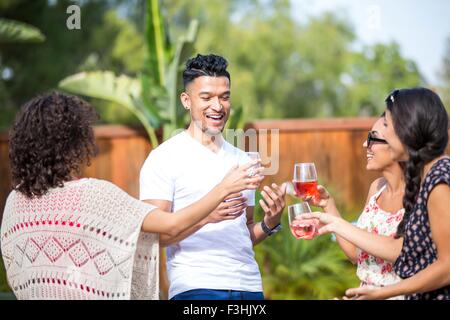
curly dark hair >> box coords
[182,53,230,88]
[9,92,99,198]
[385,88,449,237]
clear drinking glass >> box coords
[288,202,316,240]
[293,163,318,200]
[246,152,261,176]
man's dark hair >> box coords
[182,54,230,88]
[9,91,99,198]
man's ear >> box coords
[180,92,190,110]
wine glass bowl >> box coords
[293,163,318,200]
[288,202,316,240]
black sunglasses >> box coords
[367,131,388,148]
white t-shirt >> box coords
[139,131,262,299]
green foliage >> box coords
[59,71,159,146]
[0,0,129,130]
[341,43,422,116]
[0,18,45,43]
[0,256,11,293]
[78,10,146,75]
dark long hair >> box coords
[385,88,448,237]
[9,92,99,198]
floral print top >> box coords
[356,185,404,297]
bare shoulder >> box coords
[428,183,450,206]
[368,177,386,198]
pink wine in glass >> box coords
[290,221,316,240]
[294,180,318,199]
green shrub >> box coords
[0,255,11,292]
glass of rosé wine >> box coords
[288,203,317,240]
[293,162,319,201]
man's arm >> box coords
[247,183,287,246]
[246,207,273,246]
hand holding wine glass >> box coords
[293,211,342,236]
[288,203,318,240]
[246,152,262,177]
[220,161,264,195]
[207,192,248,224]
[301,185,332,208]
[293,163,319,202]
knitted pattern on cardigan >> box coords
[1,178,159,300]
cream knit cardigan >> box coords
[1,178,159,300]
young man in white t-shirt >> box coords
[140,54,286,300]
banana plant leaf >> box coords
[58,71,160,147]
[0,18,45,43]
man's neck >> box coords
[186,125,223,153]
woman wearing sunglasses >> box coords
[300,115,405,299]
[300,88,450,300]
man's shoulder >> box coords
[147,131,187,158]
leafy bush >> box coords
[0,256,11,293]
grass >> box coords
[0,254,11,293]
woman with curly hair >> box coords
[298,87,450,300]
[0,92,267,300]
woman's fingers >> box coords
[240,160,260,171]
[317,185,330,198]
[345,287,366,298]
[224,192,243,201]
[222,202,247,213]
[294,212,322,220]
[316,225,333,235]
[245,176,264,189]
[219,210,246,220]
[223,210,246,218]
[246,174,265,183]
[223,198,247,208]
